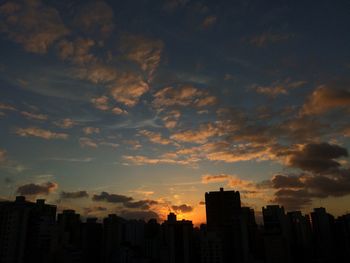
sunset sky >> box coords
[1,0,350,224]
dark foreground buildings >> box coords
[1,189,350,263]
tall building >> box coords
[102,214,124,263]
[161,213,194,263]
[286,211,312,261]
[310,207,335,262]
[55,209,82,263]
[262,205,291,263]
[0,196,56,263]
[204,188,251,263]
[81,218,103,263]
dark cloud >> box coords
[271,174,305,189]
[17,182,58,196]
[287,143,348,173]
[92,191,133,203]
[84,206,107,215]
[60,190,89,199]
[119,210,159,221]
[272,189,312,211]
[124,200,158,210]
[73,1,115,38]
[171,204,193,213]
[267,170,350,210]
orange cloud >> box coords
[57,38,97,65]
[0,0,69,53]
[252,79,306,98]
[0,148,7,162]
[301,85,350,115]
[110,73,149,107]
[15,127,68,140]
[171,123,218,143]
[79,137,98,148]
[139,130,173,145]
[54,118,76,129]
[83,127,100,135]
[153,85,217,108]
[120,34,163,79]
[21,111,48,121]
[91,95,110,111]
[0,102,18,111]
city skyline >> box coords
[1,0,350,225]
[1,188,349,263]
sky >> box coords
[1,0,350,224]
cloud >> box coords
[17,181,58,196]
[20,111,48,121]
[139,130,172,145]
[153,85,217,108]
[272,189,312,210]
[0,0,69,53]
[124,199,158,210]
[46,157,94,163]
[83,127,100,135]
[171,123,218,143]
[301,85,350,115]
[285,142,348,173]
[201,174,231,184]
[267,170,350,210]
[112,107,128,115]
[57,38,97,65]
[84,206,107,215]
[201,173,256,192]
[60,190,89,199]
[0,148,7,163]
[79,137,98,148]
[119,210,159,221]
[77,64,118,84]
[91,95,110,111]
[270,174,304,189]
[202,15,217,28]
[120,34,164,79]
[171,204,193,213]
[73,1,114,38]
[123,155,197,166]
[0,102,18,111]
[54,118,76,129]
[161,110,181,129]
[15,127,68,140]
[92,191,133,203]
[248,31,293,47]
[252,79,306,98]
[109,72,149,107]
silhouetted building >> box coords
[161,213,193,263]
[310,207,335,263]
[205,188,252,263]
[286,211,312,262]
[262,205,291,263]
[334,213,350,262]
[54,209,82,263]
[81,218,103,263]
[103,214,124,263]
[0,196,56,263]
